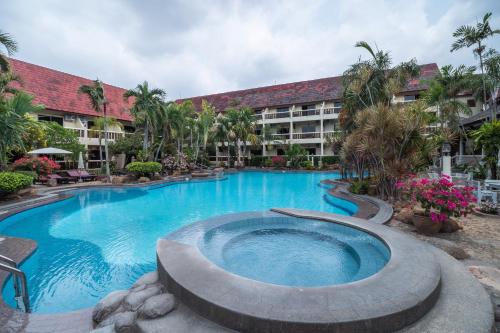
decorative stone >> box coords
[93,290,129,323]
[47,178,58,187]
[138,293,176,319]
[114,311,139,333]
[123,285,162,311]
[138,177,150,183]
[440,219,462,233]
[412,213,442,235]
[132,271,158,288]
[424,237,470,260]
[111,176,126,185]
[394,208,413,225]
[89,324,115,333]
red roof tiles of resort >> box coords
[180,63,439,112]
[8,58,134,121]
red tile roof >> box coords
[8,58,134,121]
[180,63,439,112]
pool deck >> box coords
[0,172,494,332]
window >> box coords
[124,125,135,133]
[277,107,289,113]
[333,102,342,108]
[404,95,416,102]
[467,99,476,107]
[277,149,285,155]
[301,125,316,133]
[306,148,316,155]
[254,109,263,115]
[255,128,262,136]
[277,127,289,134]
[301,105,315,110]
[38,115,63,126]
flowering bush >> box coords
[12,156,60,175]
[271,156,286,167]
[396,175,476,223]
[478,202,498,215]
[161,153,190,172]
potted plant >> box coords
[397,175,476,234]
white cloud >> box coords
[2,0,499,98]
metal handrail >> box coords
[0,256,30,312]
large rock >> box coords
[114,311,139,333]
[138,177,150,183]
[123,285,162,311]
[138,293,176,319]
[93,290,129,323]
[425,237,470,260]
[132,271,158,288]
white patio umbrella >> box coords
[78,152,85,170]
[27,147,72,155]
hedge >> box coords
[0,172,34,194]
[125,162,162,177]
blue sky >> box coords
[2,0,499,99]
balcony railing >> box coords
[270,133,289,140]
[292,109,320,117]
[87,130,125,140]
[293,132,321,139]
[323,107,341,115]
[265,112,290,119]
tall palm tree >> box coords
[78,80,112,179]
[123,81,165,154]
[90,117,123,169]
[341,41,419,131]
[214,113,232,166]
[199,100,216,158]
[0,92,44,168]
[153,101,176,161]
[471,120,500,179]
[451,12,500,119]
[0,30,18,72]
[171,100,195,153]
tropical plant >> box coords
[397,175,476,224]
[214,112,233,166]
[0,30,17,72]
[271,156,286,167]
[286,144,307,168]
[78,79,111,180]
[12,156,60,175]
[342,101,430,199]
[451,12,500,118]
[0,172,33,195]
[199,100,216,157]
[471,120,500,179]
[125,161,162,178]
[0,91,44,169]
[123,81,166,153]
[89,117,122,168]
[225,106,258,166]
[340,41,420,131]
[109,132,143,158]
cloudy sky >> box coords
[2,0,499,99]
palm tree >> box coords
[78,80,112,180]
[123,81,165,154]
[451,12,500,119]
[0,92,44,168]
[341,41,419,131]
[153,101,176,161]
[171,100,195,153]
[471,120,500,179]
[90,117,123,169]
[0,30,18,73]
[199,100,216,159]
[232,106,258,166]
[214,113,232,166]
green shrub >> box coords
[249,156,267,167]
[0,172,34,194]
[286,144,307,168]
[301,160,314,169]
[126,161,162,177]
[14,170,38,179]
[321,156,340,165]
[264,158,272,167]
[349,179,369,194]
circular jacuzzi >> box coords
[158,211,441,333]
[199,217,389,287]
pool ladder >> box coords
[0,254,30,313]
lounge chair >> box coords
[78,170,97,181]
[47,174,72,184]
[59,171,79,183]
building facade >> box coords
[9,59,134,167]
[181,63,442,162]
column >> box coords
[289,105,294,143]
[320,101,325,156]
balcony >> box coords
[264,111,291,120]
[293,132,321,139]
[292,109,320,117]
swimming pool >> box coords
[0,171,356,313]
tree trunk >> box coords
[143,122,149,152]
[104,105,111,181]
[98,133,103,168]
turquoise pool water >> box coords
[171,215,389,287]
[0,171,357,313]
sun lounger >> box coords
[78,170,97,181]
[47,174,73,184]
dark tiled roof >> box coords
[180,63,439,112]
[8,58,134,121]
